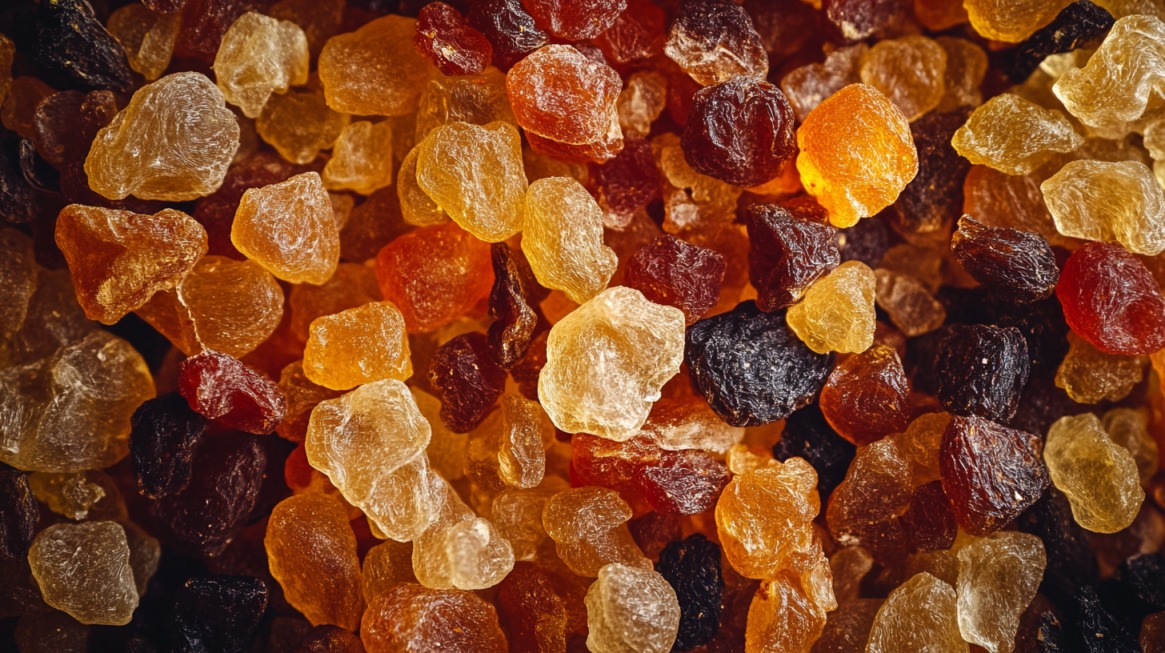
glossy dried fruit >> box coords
[780,44,866,123]
[951,216,1059,304]
[663,0,768,86]
[302,301,411,391]
[521,177,616,304]
[787,260,877,355]
[467,0,548,69]
[542,487,648,576]
[1044,413,1145,533]
[429,332,507,433]
[624,235,725,325]
[859,35,947,122]
[231,172,340,285]
[415,2,492,76]
[745,203,840,312]
[522,0,627,40]
[172,575,269,653]
[935,324,1030,422]
[130,394,207,499]
[1005,1,1115,81]
[362,583,508,653]
[819,345,911,446]
[28,521,138,626]
[585,563,680,653]
[593,0,664,64]
[506,45,622,148]
[487,244,541,370]
[1041,160,1165,256]
[178,349,286,434]
[318,15,433,116]
[214,12,309,118]
[27,0,133,92]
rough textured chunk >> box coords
[956,532,1046,653]
[27,521,138,626]
[539,287,684,439]
[172,576,269,653]
[27,0,133,92]
[362,583,508,653]
[1005,1,1116,82]
[318,15,433,116]
[796,84,918,228]
[890,109,971,236]
[265,493,363,630]
[964,0,1072,42]
[594,0,665,64]
[780,44,866,123]
[745,203,839,312]
[585,563,680,653]
[819,345,911,446]
[745,571,831,653]
[1044,413,1145,533]
[1056,333,1146,403]
[467,0,548,69]
[214,12,309,118]
[521,177,616,303]
[687,301,834,427]
[302,301,411,391]
[0,470,37,561]
[415,2,492,76]
[656,534,723,651]
[951,216,1059,304]
[859,35,947,122]
[257,83,348,165]
[952,94,1082,175]
[542,487,648,576]
[416,121,526,242]
[487,243,541,369]
[323,120,393,196]
[506,45,622,151]
[866,573,967,653]
[410,476,515,590]
[85,72,240,201]
[130,394,207,499]
[1103,405,1158,482]
[664,0,768,86]
[55,205,207,324]
[787,260,876,354]
[936,324,1030,422]
[178,349,287,434]
[624,235,725,325]
[1041,160,1165,256]
[415,69,516,142]
[429,332,507,433]
[231,172,340,285]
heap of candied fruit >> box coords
[7,0,1165,651]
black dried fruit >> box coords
[1016,487,1098,602]
[428,331,508,433]
[745,203,840,311]
[173,575,268,653]
[772,403,855,502]
[467,0,549,69]
[685,301,833,427]
[952,216,1059,304]
[1006,1,1116,82]
[656,534,724,651]
[1073,586,1139,653]
[0,470,38,561]
[488,243,541,370]
[890,109,971,237]
[902,480,957,552]
[131,394,208,500]
[1109,553,1165,620]
[936,324,1031,422]
[29,0,134,92]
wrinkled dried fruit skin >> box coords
[951,216,1059,304]
[173,575,269,653]
[522,0,627,40]
[85,72,241,201]
[867,572,967,653]
[591,137,660,226]
[179,349,286,434]
[0,470,37,561]
[1056,241,1165,356]
[429,332,507,433]
[594,0,664,64]
[363,583,509,653]
[302,301,412,391]
[488,243,542,369]
[318,15,433,117]
[26,0,134,92]
[1044,413,1145,533]
[28,521,138,626]
[890,109,971,236]
[819,345,911,446]
[624,235,725,325]
[506,45,622,147]
[786,260,877,354]
[1056,333,1146,404]
[415,2,493,76]
[680,77,795,188]
[780,43,866,124]
[467,0,549,69]
[585,563,680,653]
[130,394,207,499]
[1041,160,1165,256]
[1005,1,1115,81]
[936,324,1030,422]
[686,301,833,427]
[664,0,768,87]
[746,203,840,312]
[656,534,723,651]
[521,177,616,304]
[940,415,1050,536]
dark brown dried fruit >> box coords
[27,0,134,92]
[488,243,542,370]
[745,203,840,311]
[131,394,208,499]
[936,324,1030,422]
[624,234,726,325]
[819,345,911,446]
[415,2,493,77]
[0,470,37,561]
[467,0,549,69]
[890,109,971,237]
[951,215,1059,304]
[428,332,508,433]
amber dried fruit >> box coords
[745,203,840,312]
[1056,241,1165,356]
[780,44,866,123]
[55,204,207,324]
[213,12,309,118]
[28,521,138,626]
[624,235,725,325]
[956,531,1046,653]
[935,324,1030,422]
[266,493,363,630]
[586,563,680,653]
[428,332,507,433]
[1055,333,1146,404]
[543,487,648,576]
[823,0,909,40]
[467,0,549,69]
[322,121,394,196]
[85,72,240,201]
[859,35,947,122]
[964,0,1072,42]
[819,345,911,446]
[787,260,877,355]
[1044,413,1145,533]
[940,415,1050,536]
[415,2,492,76]
[507,45,622,147]
[178,349,287,434]
[414,69,515,143]
[521,177,616,304]
[664,0,768,87]
[363,583,508,653]
[952,94,1082,176]
[256,83,348,166]
[495,561,582,653]
[231,172,340,285]
[410,476,515,590]
[867,573,966,653]
[593,0,664,64]
[1042,160,1165,256]
[796,84,918,228]
[302,301,411,391]
[951,216,1059,304]
[318,15,433,117]
[680,77,795,188]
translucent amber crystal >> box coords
[323,120,393,195]
[231,172,340,284]
[213,12,309,118]
[415,121,526,242]
[585,563,680,653]
[397,146,449,227]
[786,260,876,355]
[951,94,1082,175]
[506,44,622,148]
[1055,333,1146,404]
[256,82,348,165]
[107,4,180,81]
[858,35,947,122]
[411,476,514,590]
[867,572,967,653]
[414,68,515,142]
[539,287,685,440]
[362,583,508,653]
[362,539,416,602]
[521,177,617,304]
[54,205,207,325]
[288,262,381,342]
[795,84,917,228]
[745,571,830,653]
[27,522,138,626]
[1041,160,1165,256]
[663,0,768,86]
[85,72,240,201]
[542,487,649,576]
[617,71,667,140]
[302,301,411,391]
[955,532,1046,653]
[276,361,342,442]
[265,493,364,629]
[1044,413,1145,533]
[318,15,434,116]
[964,0,1072,42]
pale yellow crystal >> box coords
[107,4,180,81]
[1044,413,1145,533]
[397,145,448,227]
[28,522,139,626]
[956,532,1046,653]
[867,572,967,653]
[1041,159,1165,256]
[1055,333,1146,404]
[213,11,309,118]
[585,563,680,653]
[951,94,1083,175]
[231,172,340,284]
[787,260,876,354]
[521,177,617,304]
[411,476,514,590]
[323,120,394,195]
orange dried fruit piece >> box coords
[213,11,309,119]
[318,15,434,116]
[302,301,412,391]
[362,583,508,653]
[231,171,340,285]
[786,260,877,354]
[795,84,917,228]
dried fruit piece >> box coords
[745,571,831,653]
[467,0,548,69]
[592,137,661,228]
[1044,413,1145,533]
[936,325,1030,422]
[266,493,363,630]
[964,0,1072,42]
[586,563,680,653]
[302,301,411,391]
[656,534,723,651]
[415,69,515,142]
[935,37,986,112]
[487,244,541,370]
[28,521,138,626]
[951,216,1059,304]
[1055,333,1146,404]
[178,349,287,434]
[866,573,966,653]
[543,487,648,576]
[956,532,1047,653]
[1103,406,1158,482]
[172,576,269,653]
[416,121,526,243]
[1056,241,1165,356]
[890,108,971,236]
[780,44,866,123]
[428,332,507,433]
[85,72,240,201]
[745,203,840,312]
[680,77,795,188]
[624,235,725,325]
[594,0,664,64]
[55,204,207,324]
[231,172,340,285]
[521,177,616,304]
[819,345,911,446]
[0,470,37,561]
[506,45,622,147]
[874,269,947,337]
[686,301,833,427]
[1005,1,1115,82]
[397,146,448,227]
[539,287,684,439]
[317,15,433,116]
[410,476,514,590]
[951,94,1082,175]
[859,35,947,122]
[1041,160,1165,256]
[415,2,492,76]
[495,561,582,653]
[322,120,394,196]
[786,260,877,355]
[130,394,207,499]
[362,583,508,653]
[663,0,768,86]
[28,0,133,92]
[796,84,918,228]
[104,4,179,82]
[213,12,309,118]
[522,0,627,40]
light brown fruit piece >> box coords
[745,571,829,653]
[1044,413,1145,533]
[302,301,411,390]
[323,120,394,195]
[414,69,515,142]
[27,521,139,626]
[780,44,866,123]
[951,94,1082,175]
[256,82,349,165]
[27,470,120,521]
[585,563,680,653]
[1041,159,1165,256]
[859,35,947,122]
[787,260,876,354]
[318,15,434,116]
[874,269,947,337]
[521,176,617,304]
[361,539,416,603]
[1055,333,1146,404]
[361,583,508,653]
[107,4,181,81]
[617,71,667,140]
[231,171,340,284]
[935,36,986,112]
[213,11,309,118]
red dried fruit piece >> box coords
[1056,241,1165,356]
[624,234,726,325]
[428,332,508,433]
[681,77,796,188]
[745,203,840,311]
[902,480,957,552]
[178,349,288,435]
[506,44,622,146]
[467,0,548,69]
[819,345,911,446]
[592,0,665,64]
[939,415,1050,536]
[488,243,543,370]
[415,2,493,77]
[521,0,628,40]
[496,562,586,653]
[591,138,661,228]
[375,222,494,333]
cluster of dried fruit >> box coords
[2,0,1165,651]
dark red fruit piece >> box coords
[640,453,730,516]
[176,0,259,62]
[467,0,549,69]
[0,470,38,561]
[772,404,855,502]
[681,77,795,188]
[179,350,287,435]
[488,243,542,370]
[173,575,269,653]
[510,330,548,402]
[428,332,508,433]
[415,2,493,77]
[902,481,957,552]
[745,203,840,311]
[823,0,909,40]
[26,0,134,92]
[685,301,834,427]
[890,109,971,237]
[592,0,665,64]
[1056,241,1165,356]
[591,138,661,228]
[936,324,1030,422]
[939,415,1050,537]
[521,0,628,40]
[656,534,723,651]
[952,216,1059,304]
[1006,1,1115,82]
[624,234,726,325]
[819,345,912,446]
[130,393,208,499]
